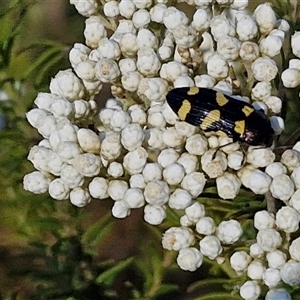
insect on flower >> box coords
[166,87,274,147]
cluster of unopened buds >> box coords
[24,1,300,299]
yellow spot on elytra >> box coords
[216,92,229,106]
[216,130,228,137]
[187,87,199,95]
[178,99,191,120]
[234,120,245,135]
[242,105,254,117]
[200,110,221,130]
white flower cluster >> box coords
[230,207,300,300]
[24,1,300,298]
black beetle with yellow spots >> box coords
[166,87,274,147]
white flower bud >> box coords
[48,178,70,201]
[107,162,124,178]
[217,35,240,61]
[247,260,266,280]
[199,235,222,260]
[118,0,136,19]
[177,153,198,174]
[236,15,258,41]
[33,92,56,112]
[181,172,206,197]
[129,174,146,189]
[239,280,261,300]
[265,289,291,300]
[162,227,195,251]
[292,31,300,58]
[84,16,107,49]
[254,210,275,230]
[77,128,100,154]
[173,75,195,89]
[276,206,300,233]
[95,58,120,83]
[160,61,189,82]
[89,177,108,199]
[194,74,216,88]
[100,132,122,161]
[137,48,161,77]
[246,147,275,168]
[60,165,84,189]
[169,189,192,210]
[71,153,101,177]
[290,189,300,212]
[157,148,179,168]
[121,71,142,92]
[132,9,150,28]
[281,68,300,88]
[112,200,130,218]
[239,41,259,61]
[227,151,244,170]
[119,58,136,74]
[248,170,272,195]
[270,115,285,136]
[144,204,166,225]
[111,20,137,43]
[137,28,158,50]
[260,34,283,57]
[163,163,185,186]
[216,172,241,199]
[149,3,167,23]
[123,188,145,209]
[251,81,272,101]
[262,268,281,288]
[191,9,211,32]
[257,228,282,252]
[70,0,98,17]
[107,180,128,201]
[267,250,287,269]
[196,217,215,235]
[230,251,252,274]
[230,0,248,10]
[280,260,300,286]
[185,134,208,156]
[185,202,205,223]
[210,15,235,42]
[207,53,229,80]
[144,180,169,206]
[281,149,300,172]
[23,171,52,194]
[177,247,203,271]
[142,163,162,182]
[123,147,148,175]
[201,150,227,179]
[163,7,188,31]
[128,105,146,125]
[217,220,242,244]
[146,128,165,150]
[50,69,85,101]
[253,3,276,34]
[162,127,185,148]
[251,57,278,82]
[270,174,295,201]
[70,187,91,207]
[121,123,144,151]
[250,243,264,259]
[103,1,119,18]
[119,33,138,57]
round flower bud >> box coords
[107,180,128,201]
[239,41,259,61]
[169,189,192,210]
[250,243,264,259]
[163,163,185,186]
[144,204,166,225]
[247,259,266,280]
[89,177,108,199]
[70,187,91,207]
[157,148,180,168]
[239,280,261,300]
[254,210,275,230]
[23,171,52,194]
[265,288,291,300]
[123,147,148,175]
[216,220,243,244]
[292,31,300,58]
[281,68,300,88]
[257,228,282,252]
[144,180,169,206]
[253,2,276,34]
[199,235,222,260]
[196,217,215,235]
[227,151,244,170]
[251,57,278,82]
[276,206,300,233]
[248,170,272,195]
[181,172,206,197]
[49,178,70,200]
[262,268,281,288]
[112,200,130,218]
[230,251,252,274]
[289,237,300,262]
[281,149,300,172]
[185,134,208,156]
[267,250,287,269]
[216,172,241,199]
[177,153,198,174]
[280,260,300,286]
[123,188,145,209]
[132,9,150,28]
[201,150,227,179]
[177,247,203,271]
[162,227,195,251]
[236,15,258,41]
[207,53,229,80]
[270,174,295,201]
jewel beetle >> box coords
[166,86,274,147]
